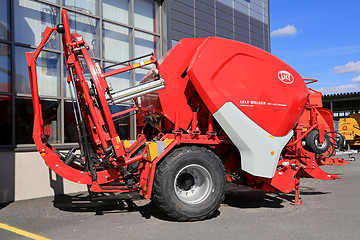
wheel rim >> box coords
[315,136,328,150]
[174,164,212,204]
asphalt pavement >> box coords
[0,153,359,240]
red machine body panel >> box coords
[142,37,309,136]
[187,37,309,136]
[141,38,206,131]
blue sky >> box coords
[270,0,360,94]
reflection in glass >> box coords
[103,62,131,91]
[64,57,95,97]
[109,104,130,140]
[135,68,150,84]
[0,43,11,93]
[134,0,158,33]
[0,95,12,145]
[14,0,59,49]
[64,0,99,16]
[103,21,130,62]
[64,101,78,143]
[15,98,33,144]
[16,98,61,144]
[102,0,129,24]
[15,47,60,96]
[135,31,159,58]
[67,11,100,57]
[0,0,10,40]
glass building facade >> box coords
[167,0,270,51]
[0,0,269,150]
[0,0,161,148]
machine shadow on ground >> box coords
[224,184,330,209]
[51,183,330,221]
[52,192,176,221]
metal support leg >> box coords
[291,171,303,205]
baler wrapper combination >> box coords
[26,10,346,221]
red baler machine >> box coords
[26,10,346,221]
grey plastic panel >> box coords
[213,102,293,178]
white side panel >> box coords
[213,102,293,178]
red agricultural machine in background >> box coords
[26,10,347,221]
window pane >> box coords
[102,0,129,25]
[0,0,10,40]
[15,47,60,96]
[67,11,100,57]
[15,47,32,95]
[218,0,233,7]
[135,68,150,84]
[103,22,130,62]
[15,98,61,144]
[64,101,78,143]
[41,99,61,143]
[109,104,130,139]
[134,0,158,33]
[0,43,11,93]
[0,95,12,145]
[135,31,159,58]
[103,62,131,91]
[15,98,33,144]
[14,0,60,49]
[63,0,99,16]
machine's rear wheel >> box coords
[334,133,346,149]
[152,146,226,221]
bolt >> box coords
[80,171,83,174]
[56,164,59,167]
[105,176,108,179]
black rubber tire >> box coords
[305,130,330,154]
[152,146,226,221]
[335,133,346,149]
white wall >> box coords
[0,151,87,204]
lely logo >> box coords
[277,70,294,84]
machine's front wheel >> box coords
[152,146,226,221]
[306,130,330,154]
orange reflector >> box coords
[271,151,275,155]
[41,152,46,157]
